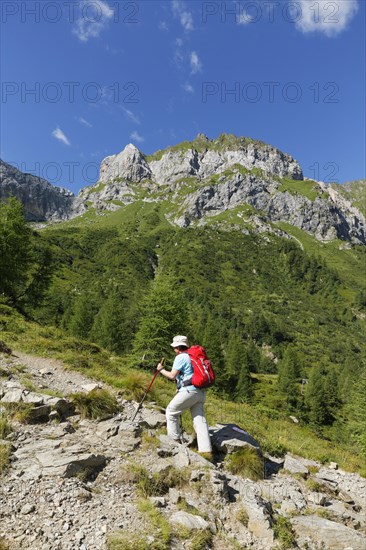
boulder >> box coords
[283,454,309,475]
[12,438,107,479]
[1,388,24,403]
[28,404,51,422]
[44,397,75,418]
[22,392,45,405]
[138,409,166,429]
[291,515,366,550]
[228,476,275,547]
[170,511,209,531]
[209,423,261,455]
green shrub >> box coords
[107,532,146,550]
[119,371,152,401]
[123,464,189,497]
[236,506,249,526]
[69,388,118,419]
[224,447,264,481]
[305,478,323,492]
[2,402,33,423]
[0,443,11,474]
[273,515,297,549]
[190,529,213,550]
[138,499,171,548]
[0,417,12,439]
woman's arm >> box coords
[157,362,179,381]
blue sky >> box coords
[1,0,364,193]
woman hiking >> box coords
[157,335,212,457]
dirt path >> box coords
[13,351,112,397]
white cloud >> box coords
[172,0,194,31]
[78,117,92,128]
[190,51,202,74]
[130,131,145,143]
[295,0,359,37]
[122,107,140,125]
[52,127,71,146]
[183,82,194,93]
[159,21,169,31]
[73,0,114,42]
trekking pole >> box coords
[132,358,165,422]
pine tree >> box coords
[132,274,188,364]
[277,346,301,408]
[69,291,98,340]
[90,288,126,353]
[348,365,366,457]
[305,366,328,425]
[202,313,225,388]
[0,198,32,301]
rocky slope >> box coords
[1,351,366,550]
[2,135,365,244]
[0,160,74,222]
[75,134,366,245]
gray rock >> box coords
[1,388,24,403]
[307,491,328,506]
[22,392,45,405]
[138,409,166,429]
[28,404,51,422]
[209,423,261,455]
[149,496,167,508]
[291,515,366,550]
[0,159,74,221]
[170,511,209,531]
[283,454,309,475]
[21,503,35,514]
[44,397,75,418]
[228,476,275,547]
[81,383,100,393]
[100,143,151,183]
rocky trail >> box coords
[1,351,365,550]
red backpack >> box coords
[187,345,215,389]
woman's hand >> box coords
[157,362,165,372]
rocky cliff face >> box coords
[79,135,365,245]
[0,160,74,222]
[2,135,365,246]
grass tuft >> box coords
[121,463,189,498]
[273,515,297,549]
[2,402,34,423]
[118,371,152,401]
[190,529,213,550]
[69,388,118,419]
[0,417,13,439]
[236,506,249,526]
[0,443,11,475]
[224,446,264,481]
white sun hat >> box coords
[170,335,189,348]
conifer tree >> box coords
[90,288,126,353]
[277,346,301,408]
[132,274,187,364]
[0,198,32,301]
[305,366,328,425]
[69,291,98,340]
[348,365,366,457]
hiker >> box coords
[157,335,212,455]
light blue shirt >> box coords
[173,353,198,392]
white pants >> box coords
[166,389,212,453]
